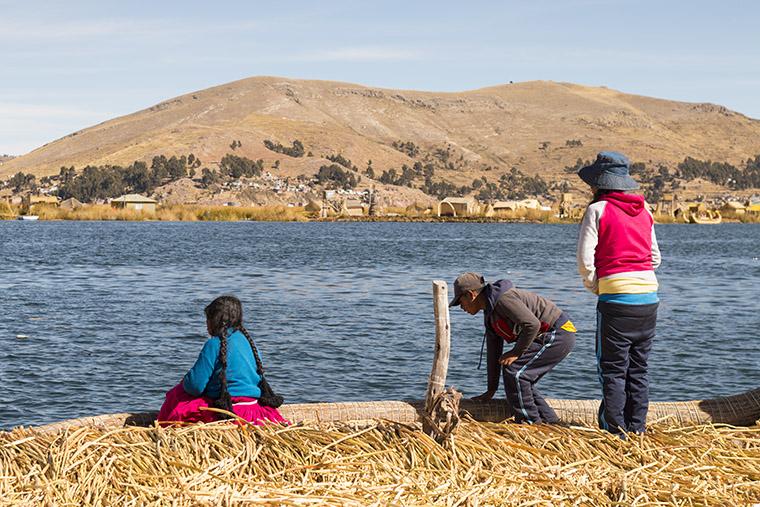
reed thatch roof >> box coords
[111,194,157,204]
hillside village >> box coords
[2,78,760,220]
[2,143,759,222]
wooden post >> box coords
[425,280,451,420]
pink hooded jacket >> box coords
[577,192,661,296]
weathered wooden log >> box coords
[423,280,451,434]
[25,387,760,433]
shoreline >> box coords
[2,204,758,224]
[2,215,757,224]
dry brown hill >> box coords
[4,77,760,195]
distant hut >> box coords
[656,193,679,216]
[492,200,519,213]
[438,197,479,217]
[60,197,83,210]
[517,198,541,209]
[341,199,365,217]
[720,201,746,219]
[111,194,157,213]
[491,199,541,213]
[25,194,60,207]
[304,200,322,213]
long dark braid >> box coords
[212,328,234,417]
[238,325,284,408]
[205,296,243,419]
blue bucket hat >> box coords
[578,151,639,190]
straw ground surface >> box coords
[2,419,758,506]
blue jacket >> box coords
[182,329,262,399]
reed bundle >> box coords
[2,419,758,506]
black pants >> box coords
[502,315,576,424]
[596,301,658,434]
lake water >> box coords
[1,221,758,429]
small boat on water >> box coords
[672,202,723,224]
[688,210,722,224]
[16,215,39,221]
[30,387,760,433]
[671,202,723,224]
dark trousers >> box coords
[596,301,658,434]
[502,318,575,424]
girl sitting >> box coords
[158,295,288,425]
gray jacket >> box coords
[483,280,563,392]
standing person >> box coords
[158,295,288,425]
[451,272,576,424]
[577,151,661,436]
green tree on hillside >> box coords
[219,154,263,178]
[326,153,356,170]
[187,153,202,169]
[54,154,200,202]
[392,140,420,158]
[10,172,35,192]
[263,139,305,157]
[315,164,358,189]
[201,167,219,188]
[124,161,151,194]
[59,166,76,185]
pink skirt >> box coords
[157,383,289,426]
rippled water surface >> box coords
[1,221,758,429]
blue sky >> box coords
[1,0,759,155]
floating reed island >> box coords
[2,418,759,506]
[3,282,759,505]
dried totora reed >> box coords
[1,418,758,506]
